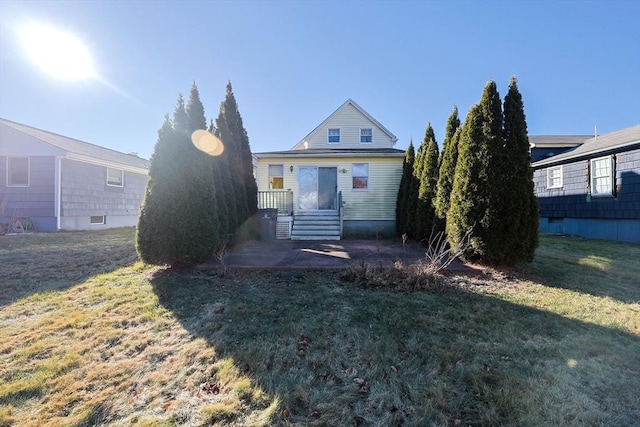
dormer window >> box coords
[328,128,340,144]
[360,128,373,143]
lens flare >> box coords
[192,130,224,156]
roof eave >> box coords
[532,141,640,169]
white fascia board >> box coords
[255,152,405,159]
[65,153,149,175]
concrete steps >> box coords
[290,214,341,240]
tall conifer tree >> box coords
[214,82,258,231]
[415,124,439,239]
[447,103,489,259]
[502,76,538,263]
[435,106,461,222]
[186,82,220,246]
[137,93,218,266]
[396,140,415,235]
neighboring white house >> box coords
[253,99,404,240]
[0,118,149,232]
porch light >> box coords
[290,165,294,172]
[340,168,347,173]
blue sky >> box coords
[1,0,639,159]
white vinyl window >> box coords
[590,155,614,197]
[268,164,284,189]
[352,163,369,190]
[7,157,30,187]
[107,167,123,187]
[328,128,340,144]
[547,165,563,189]
[360,128,373,143]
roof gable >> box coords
[532,125,640,168]
[292,99,398,150]
[0,118,149,171]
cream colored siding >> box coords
[257,156,403,219]
[303,104,394,149]
[342,158,402,220]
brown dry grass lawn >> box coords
[1,228,639,426]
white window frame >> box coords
[590,155,614,197]
[268,164,284,190]
[107,167,124,187]
[547,165,563,189]
[7,157,30,187]
[360,128,373,144]
[352,163,369,190]
[328,128,340,144]
[90,215,106,225]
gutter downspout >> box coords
[55,156,62,230]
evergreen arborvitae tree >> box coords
[502,76,538,263]
[136,92,219,266]
[186,81,207,132]
[208,119,231,238]
[435,127,461,222]
[406,141,424,238]
[446,103,489,259]
[396,140,415,235]
[435,107,461,221]
[186,82,220,246]
[415,124,439,240]
[214,81,258,232]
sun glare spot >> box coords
[578,255,611,271]
[21,24,96,81]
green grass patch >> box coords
[0,229,638,425]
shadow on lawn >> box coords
[0,229,137,307]
[151,269,640,426]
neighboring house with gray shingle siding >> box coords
[1,118,149,232]
[532,125,640,243]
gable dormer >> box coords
[292,99,398,150]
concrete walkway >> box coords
[222,239,477,271]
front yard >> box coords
[0,229,638,426]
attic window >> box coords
[107,167,123,187]
[328,128,340,144]
[360,128,373,143]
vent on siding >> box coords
[276,218,292,239]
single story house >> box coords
[0,118,149,232]
[253,99,404,240]
[531,124,640,243]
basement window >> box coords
[90,215,106,225]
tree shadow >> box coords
[0,228,137,308]
[150,269,640,426]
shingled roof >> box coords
[0,118,149,171]
[532,125,640,169]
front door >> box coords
[298,167,337,211]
